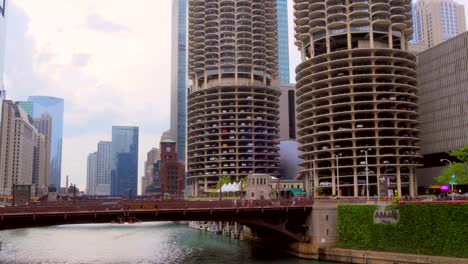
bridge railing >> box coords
[0,198,314,214]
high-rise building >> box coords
[28,96,64,188]
[413,0,466,48]
[32,134,48,196]
[86,152,97,195]
[170,0,188,162]
[279,83,296,140]
[32,113,52,191]
[17,101,34,117]
[0,0,7,122]
[186,0,281,197]
[111,126,139,196]
[416,31,468,190]
[159,139,185,198]
[142,147,160,194]
[171,0,290,163]
[277,0,290,84]
[294,0,420,197]
[96,141,112,195]
[0,101,38,198]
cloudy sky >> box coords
[4,0,468,192]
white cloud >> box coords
[5,0,173,191]
[83,14,129,33]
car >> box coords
[356,124,364,128]
[319,182,332,186]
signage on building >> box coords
[374,209,399,224]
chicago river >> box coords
[0,222,332,264]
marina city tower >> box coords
[186,0,281,197]
[294,0,420,197]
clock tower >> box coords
[161,139,177,162]
[159,139,185,198]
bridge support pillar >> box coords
[306,200,338,248]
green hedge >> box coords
[338,203,468,258]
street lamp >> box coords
[440,159,454,200]
[361,148,372,200]
[334,153,342,197]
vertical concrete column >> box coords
[307,201,338,248]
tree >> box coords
[437,145,468,185]
[216,175,231,190]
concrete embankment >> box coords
[287,243,468,264]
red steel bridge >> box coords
[0,199,315,242]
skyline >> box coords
[3,0,468,192]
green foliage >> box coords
[240,177,247,191]
[437,145,468,185]
[338,203,468,258]
[450,145,468,163]
[216,175,232,190]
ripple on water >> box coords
[0,222,334,264]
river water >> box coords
[0,222,333,264]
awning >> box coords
[281,188,307,196]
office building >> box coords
[0,0,7,123]
[32,113,52,190]
[96,141,112,195]
[28,96,64,188]
[279,83,296,140]
[186,0,280,197]
[413,0,466,48]
[111,126,139,197]
[0,101,38,198]
[277,0,290,84]
[416,31,468,189]
[159,139,185,198]
[142,147,160,195]
[86,152,97,195]
[32,134,48,196]
[170,0,188,162]
[294,0,420,197]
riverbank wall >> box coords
[287,243,468,264]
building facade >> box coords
[86,152,97,195]
[279,83,296,140]
[28,96,64,188]
[186,0,281,197]
[111,126,139,197]
[277,0,290,84]
[416,31,468,188]
[0,101,38,198]
[32,113,52,191]
[294,0,420,197]
[412,0,466,48]
[159,139,185,198]
[96,141,111,195]
[170,0,188,162]
[32,134,48,196]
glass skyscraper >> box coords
[28,96,64,188]
[111,126,139,197]
[170,0,187,161]
[277,0,290,84]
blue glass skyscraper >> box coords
[28,96,64,188]
[170,0,187,161]
[277,0,290,84]
[111,126,139,196]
